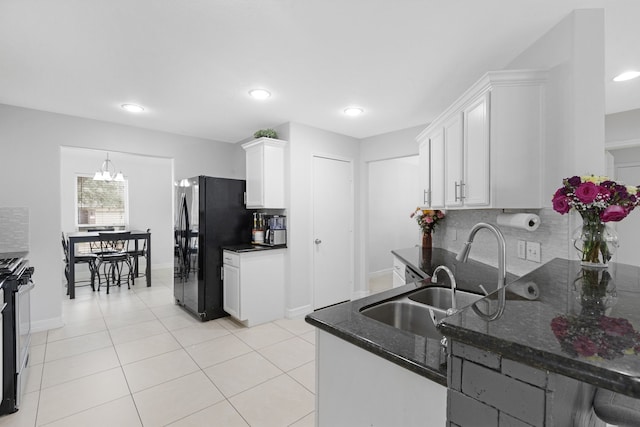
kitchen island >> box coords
[305,248,516,426]
[306,248,640,426]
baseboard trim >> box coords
[286,304,312,319]
[368,268,393,280]
[32,317,64,333]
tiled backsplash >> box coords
[433,208,570,277]
[0,207,29,253]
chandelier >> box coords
[93,153,124,182]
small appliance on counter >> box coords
[264,215,286,246]
[251,212,265,244]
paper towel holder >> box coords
[496,210,541,231]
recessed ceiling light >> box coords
[121,104,145,113]
[613,71,640,82]
[344,107,364,117]
[249,89,271,100]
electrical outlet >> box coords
[517,240,526,259]
[526,241,541,263]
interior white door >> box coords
[615,163,640,266]
[313,156,352,309]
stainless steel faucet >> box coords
[456,222,507,320]
[431,265,457,314]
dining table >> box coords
[65,230,151,299]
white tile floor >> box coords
[2,269,316,427]
[368,271,393,295]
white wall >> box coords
[286,122,360,314]
[508,9,606,199]
[368,156,420,274]
[606,108,640,145]
[0,104,245,331]
[60,147,174,268]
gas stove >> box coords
[0,257,24,276]
[0,253,33,415]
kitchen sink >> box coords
[360,299,446,340]
[408,287,484,310]
[360,286,486,339]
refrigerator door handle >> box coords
[182,196,190,276]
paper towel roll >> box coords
[506,281,539,300]
[496,213,540,231]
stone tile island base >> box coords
[447,340,605,427]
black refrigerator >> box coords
[174,176,252,321]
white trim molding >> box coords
[606,138,640,151]
[286,304,313,319]
[32,317,65,333]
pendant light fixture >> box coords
[93,153,125,182]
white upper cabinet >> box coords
[417,127,445,209]
[417,69,547,210]
[462,92,490,207]
[443,112,464,207]
[242,137,287,209]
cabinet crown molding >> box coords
[242,137,288,150]
[418,69,548,141]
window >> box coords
[76,175,129,228]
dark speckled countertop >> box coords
[307,247,640,397]
[222,244,287,253]
[305,248,516,386]
[440,258,640,398]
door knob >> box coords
[314,239,322,244]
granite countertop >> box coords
[439,258,640,398]
[223,244,287,253]
[305,247,514,386]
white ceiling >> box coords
[1,0,638,143]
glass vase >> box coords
[572,214,618,268]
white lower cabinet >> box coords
[316,330,447,426]
[222,249,285,327]
[392,255,407,288]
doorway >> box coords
[615,162,640,266]
[367,156,420,293]
[312,155,353,309]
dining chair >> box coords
[127,228,150,277]
[61,232,98,293]
[95,231,135,294]
[87,227,115,253]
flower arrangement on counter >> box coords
[410,208,445,235]
[552,175,639,221]
[551,269,640,360]
[552,175,640,266]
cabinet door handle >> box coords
[314,239,322,244]
[455,181,466,202]
[423,189,432,206]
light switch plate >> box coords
[517,240,526,259]
[526,241,541,263]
